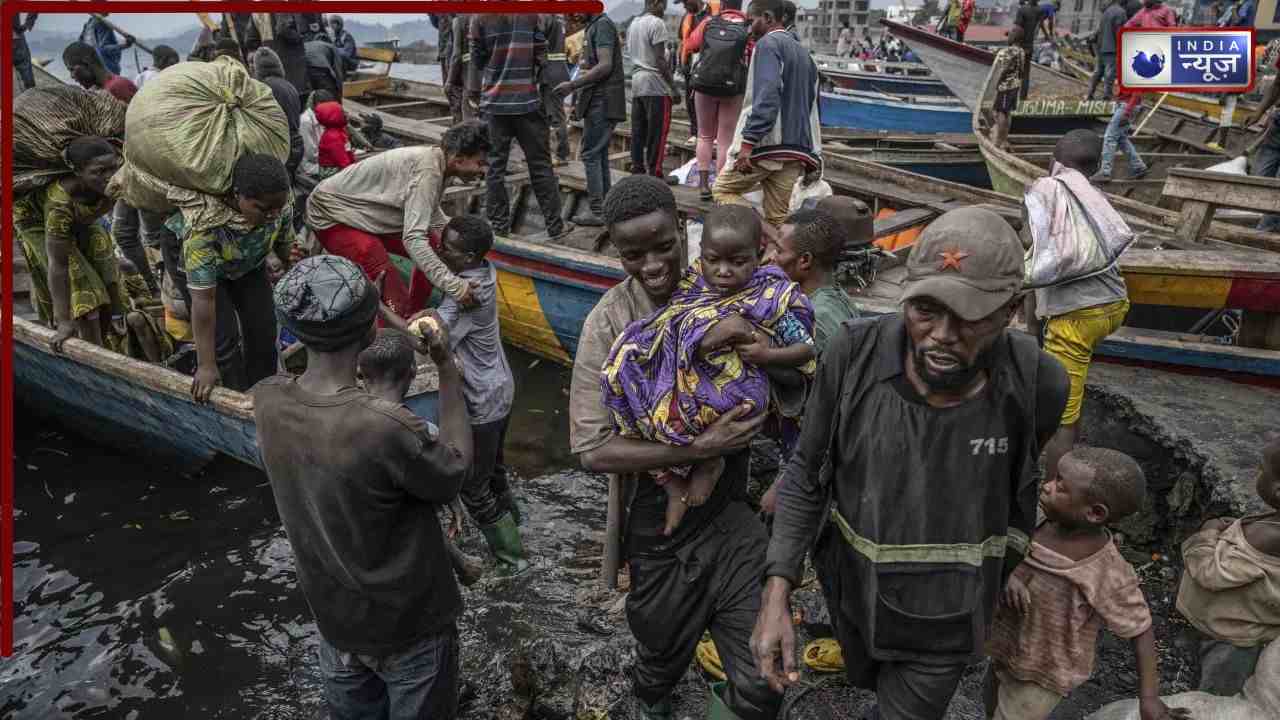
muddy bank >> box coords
[8,354,1273,719]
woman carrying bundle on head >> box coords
[15,136,127,353]
[167,154,295,403]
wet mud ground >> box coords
[6,347,1202,719]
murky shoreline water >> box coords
[5,347,591,718]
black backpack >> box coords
[691,17,750,97]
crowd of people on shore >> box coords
[10,5,1280,720]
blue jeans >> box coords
[1100,105,1147,178]
[580,96,616,214]
[1254,137,1280,232]
[1088,52,1116,100]
[318,625,459,720]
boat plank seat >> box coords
[1162,168,1280,245]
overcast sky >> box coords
[28,13,431,39]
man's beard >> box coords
[909,335,996,392]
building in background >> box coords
[799,0,873,50]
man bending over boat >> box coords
[713,0,822,230]
[305,120,489,321]
[1025,130,1133,479]
[255,255,472,718]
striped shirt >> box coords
[471,14,546,116]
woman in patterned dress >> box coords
[14,136,125,352]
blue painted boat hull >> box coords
[14,323,439,472]
[819,92,971,133]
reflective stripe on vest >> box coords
[547,53,567,61]
[830,506,1014,567]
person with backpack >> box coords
[712,0,821,229]
[679,0,723,146]
[626,0,680,178]
[685,0,753,200]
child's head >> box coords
[314,101,348,130]
[768,208,843,284]
[1258,434,1280,510]
[358,329,417,402]
[1054,129,1102,176]
[1007,26,1025,46]
[701,204,762,295]
[439,215,495,275]
[1042,446,1146,528]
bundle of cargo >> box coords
[12,84,127,196]
[109,55,290,233]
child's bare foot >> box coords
[687,457,725,507]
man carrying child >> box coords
[753,207,1071,718]
[569,175,782,719]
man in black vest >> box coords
[753,207,1069,720]
[539,14,573,165]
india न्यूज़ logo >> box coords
[1130,48,1166,78]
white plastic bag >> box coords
[790,178,833,213]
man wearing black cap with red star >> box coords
[752,207,1070,719]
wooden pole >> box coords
[1132,92,1169,136]
[90,14,154,55]
[601,474,633,589]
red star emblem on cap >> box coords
[938,249,970,272]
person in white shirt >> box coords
[133,45,179,89]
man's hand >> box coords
[51,320,77,354]
[456,280,479,309]
[553,81,574,98]
[733,153,755,174]
[1002,574,1031,615]
[690,403,766,457]
[192,364,221,404]
[448,500,465,539]
[1139,696,1191,720]
[751,577,800,693]
[422,315,453,367]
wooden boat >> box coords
[9,50,440,472]
[819,88,972,133]
[813,55,951,97]
[881,19,1261,153]
[347,83,1280,379]
[11,290,440,472]
[883,19,1280,253]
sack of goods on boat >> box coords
[109,55,290,231]
[691,17,750,97]
[12,84,127,196]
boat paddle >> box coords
[1132,92,1169,136]
[90,14,154,55]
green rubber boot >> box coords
[479,512,530,576]
[634,694,674,720]
[499,489,523,526]
[706,681,740,719]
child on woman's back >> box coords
[315,100,356,178]
[1176,434,1280,695]
[602,204,816,536]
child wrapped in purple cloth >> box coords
[601,205,817,535]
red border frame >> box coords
[1,0,605,661]
[1116,26,1257,94]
